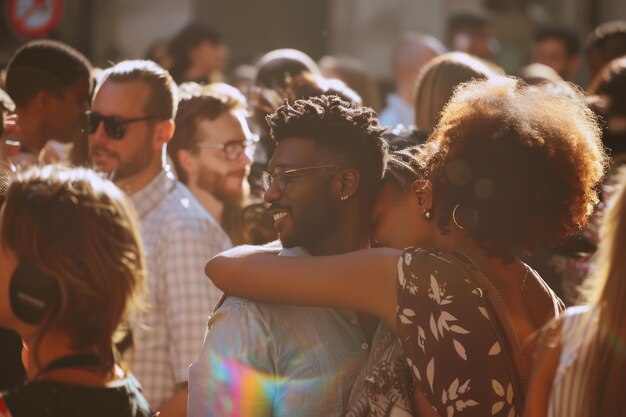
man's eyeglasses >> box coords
[195,134,259,161]
[87,111,164,140]
[261,165,338,191]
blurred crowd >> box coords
[0,9,625,417]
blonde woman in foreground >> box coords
[524,169,626,417]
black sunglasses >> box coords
[87,111,163,140]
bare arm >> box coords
[523,321,562,417]
[206,247,403,329]
[156,386,188,417]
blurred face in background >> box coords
[188,110,253,203]
[452,28,497,61]
[189,40,229,75]
[532,38,579,80]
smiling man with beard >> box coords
[189,95,388,417]
[168,82,256,244]
[88,60,231,417]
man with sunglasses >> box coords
[88,60,231,416]
[189,95,388,417]
[168,82,257,245]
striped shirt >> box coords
[126,168,232,408]
[548,305,597,417]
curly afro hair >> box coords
[266,95,388,198]
[422,76,608,260]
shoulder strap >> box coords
[527,265,565,318]
[443,252,527,412]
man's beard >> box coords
[196,164,248,206]
[90,142,154,182]
[277,188,340,249]
[90,129,154,182]
[112,151,153,182]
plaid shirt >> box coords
[126,168,232,408]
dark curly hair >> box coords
[422,76,607,260]
[266,95,388,198]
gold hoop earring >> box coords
[452,204,466,230]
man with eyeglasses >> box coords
[88,60,231,416]
[189,95,389,417]
[168,82,257,245]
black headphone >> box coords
[9,260,60,325]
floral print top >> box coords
[396,248,562,417]
[344,323,413,417]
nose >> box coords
[242,151,252,167]
[263,181,283,204]
[236,150,252,168]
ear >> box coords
[33,90,50,110]
[332,168,360,201]
[411,180,433,209]
[154,119,175,150]
[177,148,198,176]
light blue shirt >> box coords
[188,247,368,417]
[378,93,414,129]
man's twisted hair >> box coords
[266,95,388,197]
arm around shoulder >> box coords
[156,386,188,417]
[206,243,282,289]
[206,247,403,326]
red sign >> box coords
[6,0,64,38]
